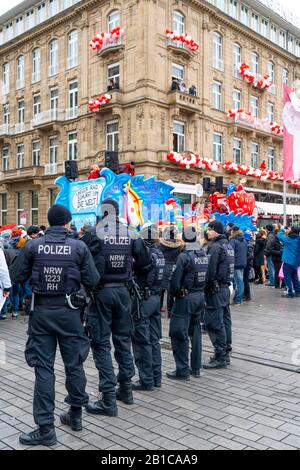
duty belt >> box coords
[35,295,66,307]
[99,283,127,288]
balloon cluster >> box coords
[89,27,123,52]
[166,29,200,52]
[88,94,112,112]
[167,152,220,171]
[223,161,283,182]
[227,108,283,136]
[238,63,273,90]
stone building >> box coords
[0,0,300,226]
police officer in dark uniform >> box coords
[167,226,209,380]
[203,220,234,369]
[9,205,100,447]
[132,224,166,390]
[83,199,151,416]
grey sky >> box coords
[0,0,299,22]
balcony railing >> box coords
[98,35,125,56]
[65,107,78,119]
[15,123,25,134]
[31,109,63,128]
[167,38,194,57]
[44,163,58,176]
[0,124,12,136]
[16,78,24,90]
[48,65,58,76]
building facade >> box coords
[0,0,300,226]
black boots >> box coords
[60,407,82,431]
[131,380,154,391]
[86,391,118,416]
[166,370,190,381]
[116,382,134,405]
[19,426,57,446]
[203,358,227,369]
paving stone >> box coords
[209,435,246,450]
[177,435,217,450]
[278,423,300,437]
[226,426,262,442]
[257,437,297,450]
[248,414,285,429]
[221,415,257,430]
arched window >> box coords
[68,30,78,69]
[233,43,241,77]
[173,10,185,34]
[283,68,289,85]
[108,10,120,32]
[16,55,24,89]
[213,32,223,70]
[2,62,9,94]
[49,39,58,76]
[267,60,275,83]
[250,52,259,75]
[32,48,41,83]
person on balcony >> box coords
[108,79,119,92]
[179,82,188,93]
[189,85,197,96]
[171,79,180,91]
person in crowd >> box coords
[0,238,12,321]
[264,224,276,286]
[10,205,100,446]
[203,221,234,369]
[243,231,255,301]
[254,231,266,284]
[229,225,248,305]
[278,225,300,298]
[159,226,184,318]
[27,226,41,239]
[269,227,283,289]
[167,226,209,380]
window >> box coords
[233,138,242,164]
[250,52,259,75]
[68,132,77,160]
[233,43,241,77]
[32,140,40,166]
[241,5,249,26]
[49,136,58,164]
[0,194,7,226]
[37,2,46,24]
[271,25,277,43]
[15,16,24,36]
[229,0,238,19]
[172,121,185,153]
[16,144,24,169]
[288,36,294,53]
[172,63,184,86]
[108,10,120,32]
[16,192,24,225]
[268,147,275,170]
[16,56,24,89]
[296,41,300,58]
[68,81,78,118]
[213,32,223,70]
[251,13,259,32]
[5,23,13,41]
[50,88,58,119]
[33,94,41,118]
[267,61,275,85]
[213,81,222,110]
[2,63,9,95]
[31,191,39,225]
[261,18,268,37]
[250,96,259,117]
[26,10,35,30]
[268,102,275,122]
[68,31,78,69]
[251,143,259,168]
[213,133,222,163]
[2,147,9,172]
[32,48,41,83]
[283,69,289,85]
[49,0,58,17]
[216,0,226,11]
[279,31,286,49]
[17,100,25,124]
[49,39,58,76]
[232,89,241,110]
[173,11,185,34]
[107,63,120,90]
[3,104,10,125]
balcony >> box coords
[44,163,58,176]
[65,107,79,120]
[0,124,13,138]
[0,166,44,183]
[31,110,64,129]
[91,91,123,115]
[97,35,125,57]
[167,38,194,59]
[15,123,26,134]
[168,90,200,114]
[16,78,24,90]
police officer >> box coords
[10,205,100,447]
[203,220,234,369]
[132,224,166,390]
[167,226,209,380]
[83,199,151,416]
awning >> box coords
[256,202,300,215]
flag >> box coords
[283,84,300,181]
